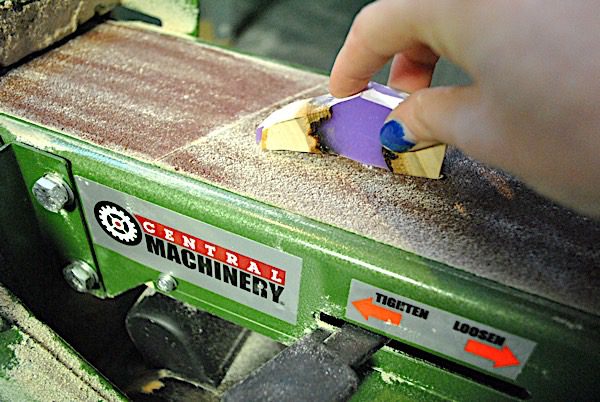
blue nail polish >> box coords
[380,120,415,153]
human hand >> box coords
[329,0,600,217]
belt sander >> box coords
[0,6,599,401]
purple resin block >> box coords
[319,95,392,168]
[256,82,405,169]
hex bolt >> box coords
[156,273,177,292]
[63,261,99,293]
[32,174,74,213]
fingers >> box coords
[380,86,496,158]
[387,47,439,93]
[329,0,479,97]
[329,0,431,97]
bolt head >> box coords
[32,174,73,213]
[63,261,98,293]
[156,274,177,292]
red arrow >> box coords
[352,297,402,326]
[464,339,520,368]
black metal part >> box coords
[223,324,387,402]
[126,290,250,387]
[110,6,163,26]
[323,323,387,369]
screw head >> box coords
[63,261,98,293]
[156,273,177,292]
[32,174,73,213]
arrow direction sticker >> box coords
[345,279,536,380]
[464,339,520,368]
[352,297,402,325]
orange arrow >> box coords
[464,339,520,368]
[352,297,402,326]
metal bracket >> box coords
[0,142,105,296]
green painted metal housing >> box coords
[1,113,599,401]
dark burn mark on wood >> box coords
[308,120,328,154]
[382,147,398,171]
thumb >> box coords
[380,86,486,155]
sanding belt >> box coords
[0,22,598,316]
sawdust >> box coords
[373,367,409,386]
[0,283,124,401]
[371,364,449,400]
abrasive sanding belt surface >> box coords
[0,22,598,315]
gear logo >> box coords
[94,201,142,246]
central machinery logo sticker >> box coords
[79,177,301,324]
[94,201,289,303]
[133,215,288,305]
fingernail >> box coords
[380,119,415,153]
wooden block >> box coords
[259,98,331,153]
[383,144,447,179]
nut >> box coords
[32,174,74,213]
[63,261,98,293]
[156,273,177,292]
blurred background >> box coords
[114,0,471,88]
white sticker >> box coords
[76,177,302,324]
[346,280,536,379]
